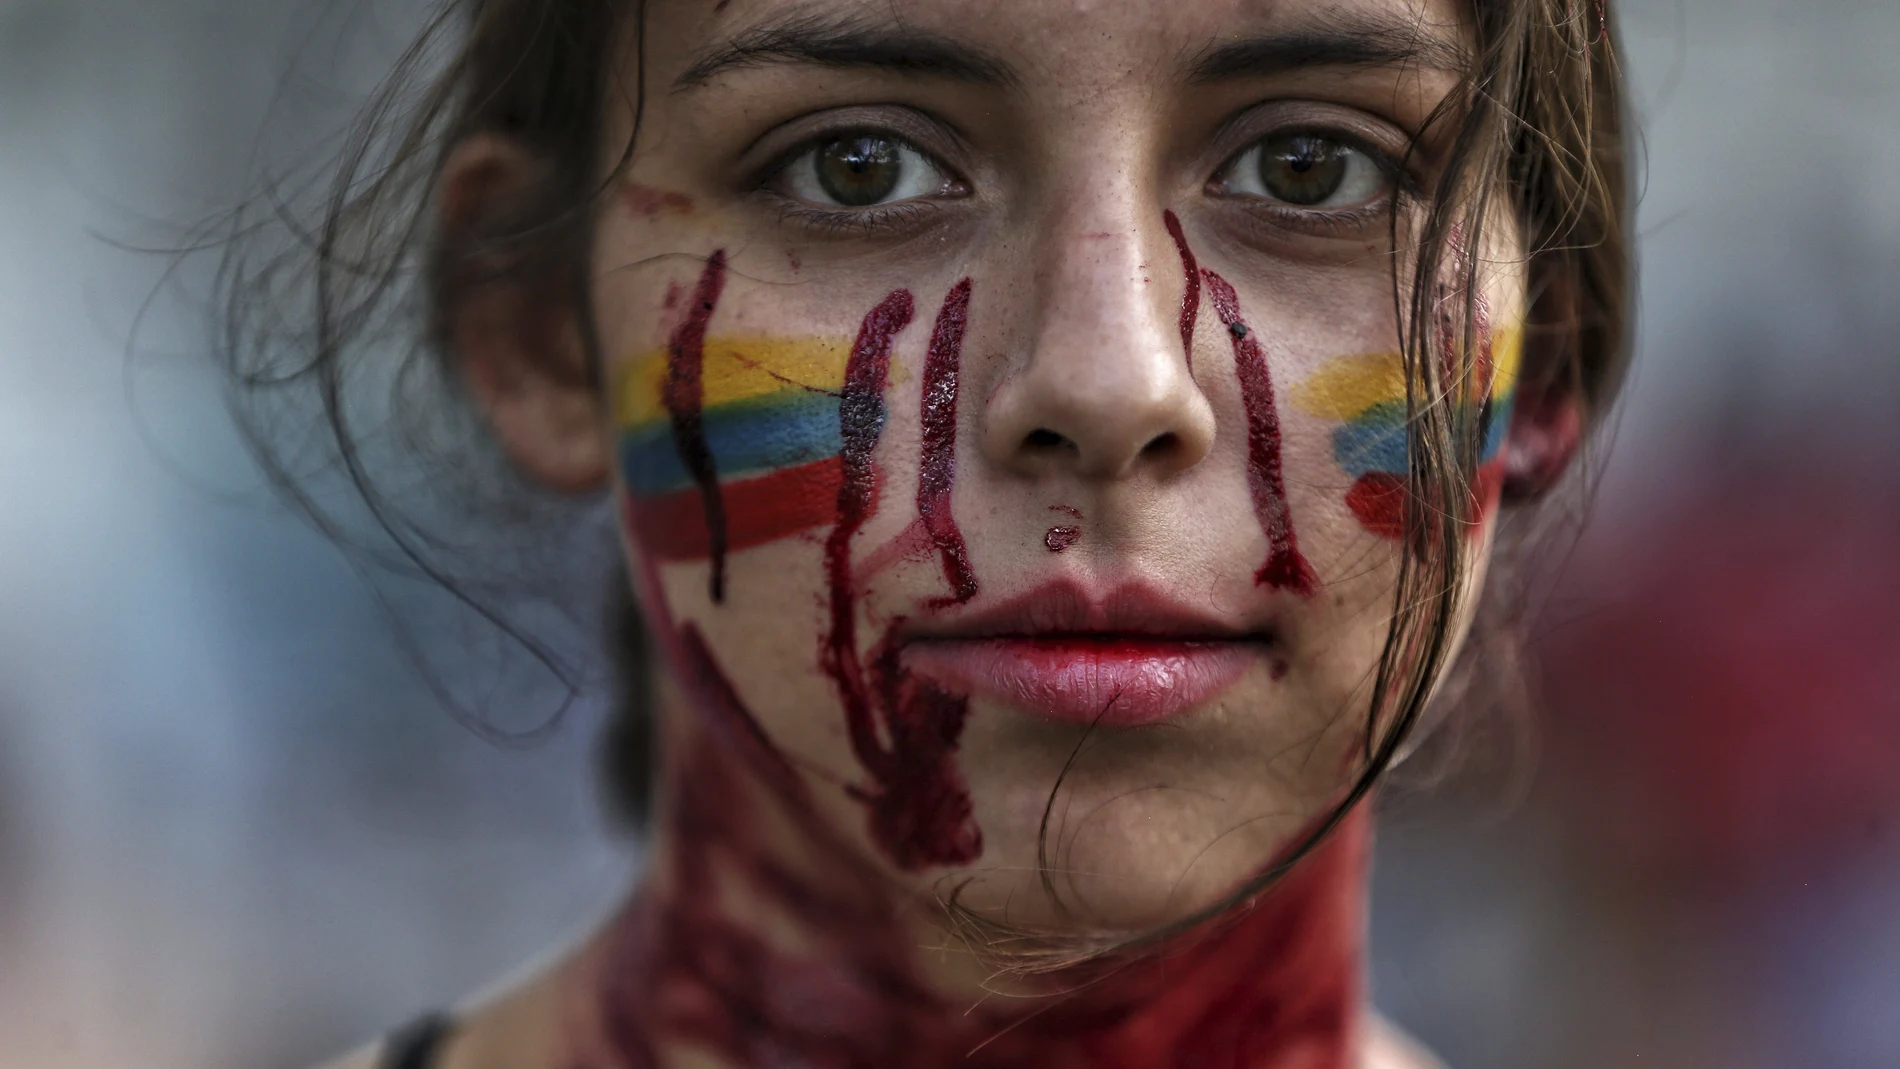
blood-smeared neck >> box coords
[575,676,1370,1069]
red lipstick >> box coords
[901,581,1272,726]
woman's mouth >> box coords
[899,581,1272,727]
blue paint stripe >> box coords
[1480,397,1513,463]
[621,390,841,496]
[1333,399,1512,477]
[1333,402,1408,477]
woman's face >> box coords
[587,0,1518,927]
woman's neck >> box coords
[569,626,1371,1069]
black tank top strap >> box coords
[379,1012,455,1069]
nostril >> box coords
[1139,432,1182,462]
[1024,428,1072,453]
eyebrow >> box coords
[1185,13,1470,83]
[673,12,1018,90]
[672,9,1469,94]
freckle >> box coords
[662,282,683,311]
[1044,526,1081,553]
[1270,659,1289,681]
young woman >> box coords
[232,0,1629,1065]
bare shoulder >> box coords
[1364,1015,1451,1069]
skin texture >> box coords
[415,0,1564,1065]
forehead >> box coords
[648,0,1471,93]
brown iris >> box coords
[1257,134,1350,206]
[815,135,904,206]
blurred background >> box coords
[1,0,1895,1066]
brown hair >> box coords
[218,0,1631,967]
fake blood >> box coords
[662,251,730,603]
[598,281,1364,1069]
[1045,526,1081,552]
[1163,210,1201,369]
[917,278,980,606]
[821,287,982,871]
[587,659,1368,1069]
[1202,269,1319,596]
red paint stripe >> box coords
[1163,210,1200,369]
[1345,473,1407,540]
[1345,461,1507,542]
[663,252,730,601]
[629,457,848,561]
[917,278,978,607]
[1201,268,1319,596]
[823,290,917,787]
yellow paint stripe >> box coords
[1290,351,1406,421]
[1290,324,1524,421]
[616,335,852,427]
[1489,324,1522,402]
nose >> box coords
[981,212,1216,482]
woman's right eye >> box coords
[778,133,958,209]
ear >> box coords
[438,133,609,494]
[1499,269,1589,502]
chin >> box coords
[940,684,1352,931]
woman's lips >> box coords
[902,636,1258,726]
[898,580,1273,726]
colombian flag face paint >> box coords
[616,335,856,560]
[1289,325,1522,539]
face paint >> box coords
[618,266,862,571]
[1162,210,1201,370]
[600,248,1372,1064]
[656,253,731,601]
[1289,319,1521,540]
[817,287,984,872]
[1201,269,1319,597]
[917,279,979,607]
[620,274,988,871]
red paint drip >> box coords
[1163,210,1200,369]
[662,251,730,603]
[918,278,980,607]
[1201,269,1319,596]
[822,289,915,759]
[819,288,984,871]
[865,629,982,868]
[1045,526,1082,552]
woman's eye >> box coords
[781,133,954,208]
[1219,133,1392,210]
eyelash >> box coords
[1211,131,1419,238]
[754,129,963,236]
[754,125,1420,238]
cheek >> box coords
[612,254,858,594]
[1286,318,1522,542]
[610,264,993,875]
